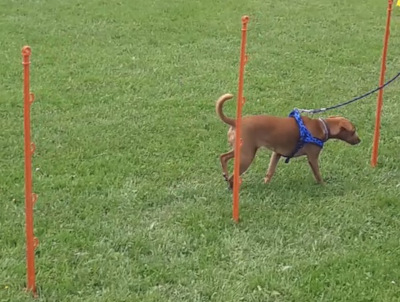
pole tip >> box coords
[242,15,249,23]
[22,46,31,56]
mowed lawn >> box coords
[1,0,400,301]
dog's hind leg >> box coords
[220,150,234,181]
[228,144,257,189]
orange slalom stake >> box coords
[371,0,393,167]
[22,45,38,298]
[232,16,249,223]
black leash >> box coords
[296,72,400,114]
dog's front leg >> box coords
[306,152,324,184]
[264,152,281,183]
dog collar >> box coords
[318,118,330,141]
[284,109,325,163]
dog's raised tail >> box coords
[215,93,235,127]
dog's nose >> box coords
[350,136,361,145]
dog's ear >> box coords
[339,119,354,133]
[328,117,354,136]
[327,117,342,136]
[329,121,341,136]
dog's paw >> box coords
[222,173,229,182]
[228,179,234,190]
[264,177,271,184]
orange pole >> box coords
[22,45,38,297]
[371,0,393,167]
[233,16,249,223]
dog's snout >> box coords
[352,136,361,145]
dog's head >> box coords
[326,116,361,145]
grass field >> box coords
[1,0,400,301]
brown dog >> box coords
[216,93,361,188]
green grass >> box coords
[1,0,400,301]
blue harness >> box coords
[284,109,325,163]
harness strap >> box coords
[284,109,325,163]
